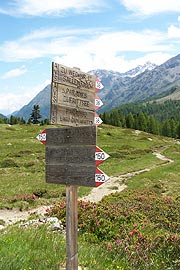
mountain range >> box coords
[13,85,51,121]
[0,113,6,119]
[9,53,180,121]
[94,54,180,112]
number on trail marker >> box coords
[95,168,109,187]
[95,146,110,166]
[94,113,103,125]
[37,130,46,145]
[95,94,103,110]
[96,79,104,91]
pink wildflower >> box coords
[32,194,37,200]
[129,229,137,235]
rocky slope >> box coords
[11,54,180,120]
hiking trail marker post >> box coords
[37,63,109,270]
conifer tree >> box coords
[126,113,134,129]
[162,120,171,137]
[30,105,42,124]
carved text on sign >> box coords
[51,83,94,111]
[51,83,58,104]
[56,107,94,127]
[51,63,96,126]
[52,63,96,90]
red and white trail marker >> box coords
[95,146,110,166]
[96,78,104,91]
[94,112,103,126]
[36,129,46,145]
[95,167,109,187]
[95,94,103,110]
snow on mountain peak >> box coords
[88,62,157,80]
[122,62,157,78]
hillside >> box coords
[0,123,180,210]
[0,123,180,270]
[100,99,180,140]
[153,86,180,103]
[13,84,51,121]
[11,53,180,121]
[0,113,6,119]
[11,63,155,121]
[99,54,180,112]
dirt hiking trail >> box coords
[0,151,173,228]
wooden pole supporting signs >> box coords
[40,62,108,270]
[66,185,78,270]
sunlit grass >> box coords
[1,124,180,269]
[0,225,123,270]
[1,124,180,209]
[0,225,66,270]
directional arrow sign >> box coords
[95,94,103,110]
[94,112,103,126]
[95,146,110,166]
[37,129,46,145]
[96,78,104,91]
[95,168,109,187]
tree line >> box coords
[100,100,180,139]
[2,101,180,139]
[0,105,49,126]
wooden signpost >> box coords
[51,63,96,126]
[37,63,109,270]
[46,126,97,187]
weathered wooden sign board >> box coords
[45,62,107,270]
[51,63,96,126]
[51,105,94,127]
[46,125,97,187]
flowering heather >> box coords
[49,188,180,269]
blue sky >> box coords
[0,0,180,115]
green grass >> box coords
[49,189,180,270]
[0,225,121,270]
[98,125,180,197]
[0,124,91,209]
[1,123,180,269]
[1,124,180,209]
[0,225,66,270]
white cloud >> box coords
[0,80,50,115]
[1,0,105,16]
[0,27,172,67]
[126,52,171,68]
[120,0,180,16]
[168,25,180,38]
[48,29,173,72]
[86,30,169,55]
[0,93,26,115]
[0,27,103,61]
[2,0,180,17]
[54,50,171,73]
[0,51,172,116]
[1,66,27,79]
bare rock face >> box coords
[12,54,180,119]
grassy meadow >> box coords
[0,123,180,269]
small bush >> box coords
[49,188,180,269]
[33,189,47,198]
[7,193,38,204]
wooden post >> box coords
[66,185,78,270]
